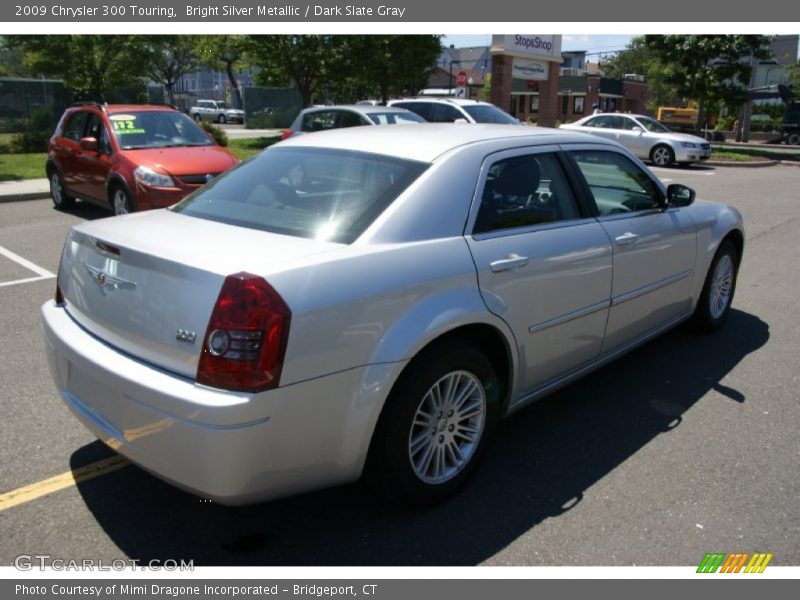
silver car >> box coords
[560,113,711,167]
[190,99,244,124]
[42,124,743,506]
[283,104,425,140]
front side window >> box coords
[336,111,369,128]
[172,147,429,244]
[108,111,212,150]
[570,150,663,215]
[474,153,581,234]
[63,111,89,141]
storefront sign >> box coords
[512,58,550,81]
[491,35,562,61]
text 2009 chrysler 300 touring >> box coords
[42,124,743,506]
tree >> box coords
[343,36,442,103]
[0,36,31,77]
[146,36,198,105]
[247,35,348,108]
[599,36,674,110]
[7,35,149,102]
[644,35,773,133]
[194,35,249,109]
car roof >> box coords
[278,123,609,162]
[301,104,414,114]
[104,104,179,113]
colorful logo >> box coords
[697,552,773,573]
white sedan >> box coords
[42,124,743,506]
[560,113,711,167]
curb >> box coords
[704,159,779,168]
[778,160,800,168]
[0,191,50,203]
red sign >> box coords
[455,70,469,87]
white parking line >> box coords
[0,244,56,288]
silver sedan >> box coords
[560,113,711,166]
[42,124,743,506]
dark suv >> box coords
[47,102,239,215]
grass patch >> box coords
[0,152,47,181]
[228,135,283,161]
[711,146,800,162]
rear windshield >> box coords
[171,147,429,244]
[367,112,426,125]
[462,105,519,124]
[109,111,212,150]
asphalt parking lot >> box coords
[0,164,798,566]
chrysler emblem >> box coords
[83,263,137,294]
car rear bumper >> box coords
[41,300,393,505]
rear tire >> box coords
[651,144,675,167]
[49,170,75,210]
[365,341,500,506]
[218,114,227,124]
[691,240,738,331]
[787,131,800,146]
[193,113,202,122]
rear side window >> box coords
[462,105,518,124]
[172,147,429,244]
[570,150,663,215]
[431,104,464,123]
[394,102,434,121]
[474,153,581,234]
[301,111,337,132]
[62,111,89,141]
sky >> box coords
[441,34,636,56]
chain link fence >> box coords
[244,86,302,129]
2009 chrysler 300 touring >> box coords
[42,124,744,506]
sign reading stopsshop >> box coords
[1,0,799,21]
[491,34,563,61]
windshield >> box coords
[109,111,213,150]
[462,104,518,124]
[637,116,672,133]
[367,112,426,125]
[171,147,429,244]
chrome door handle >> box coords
[615,232,639,246]
[490,254,529,273]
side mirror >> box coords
[79,137,98,152]
[666,183,695,207]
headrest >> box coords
[493,159,541,197]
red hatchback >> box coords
[46,102,239,215]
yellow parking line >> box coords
[0,455,130,512]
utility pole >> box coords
[739,53,759,143]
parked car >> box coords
[560,113,711,167]
[43,124,743,506]
[46,102,239,215]
[281,104,425,140]
[388,97,519,124]
[190,99,245,124]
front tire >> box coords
[651,144,675,167]
[365,341,500,506]
[218,113,227,124]
[787,131,800,146]
[692,240,738,331]
[193,113,202,122]
[49,170,75,210]
[111,185,134,216]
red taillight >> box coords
[280,130,294,141]
[196,272,291,392]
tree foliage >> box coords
[193,35,249,109]
[7,35,149,102]
[145,36,198,105]
[644,35,773,131]
[247,35,349,108]
[599,36,674,109]
[342,36,442,103]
